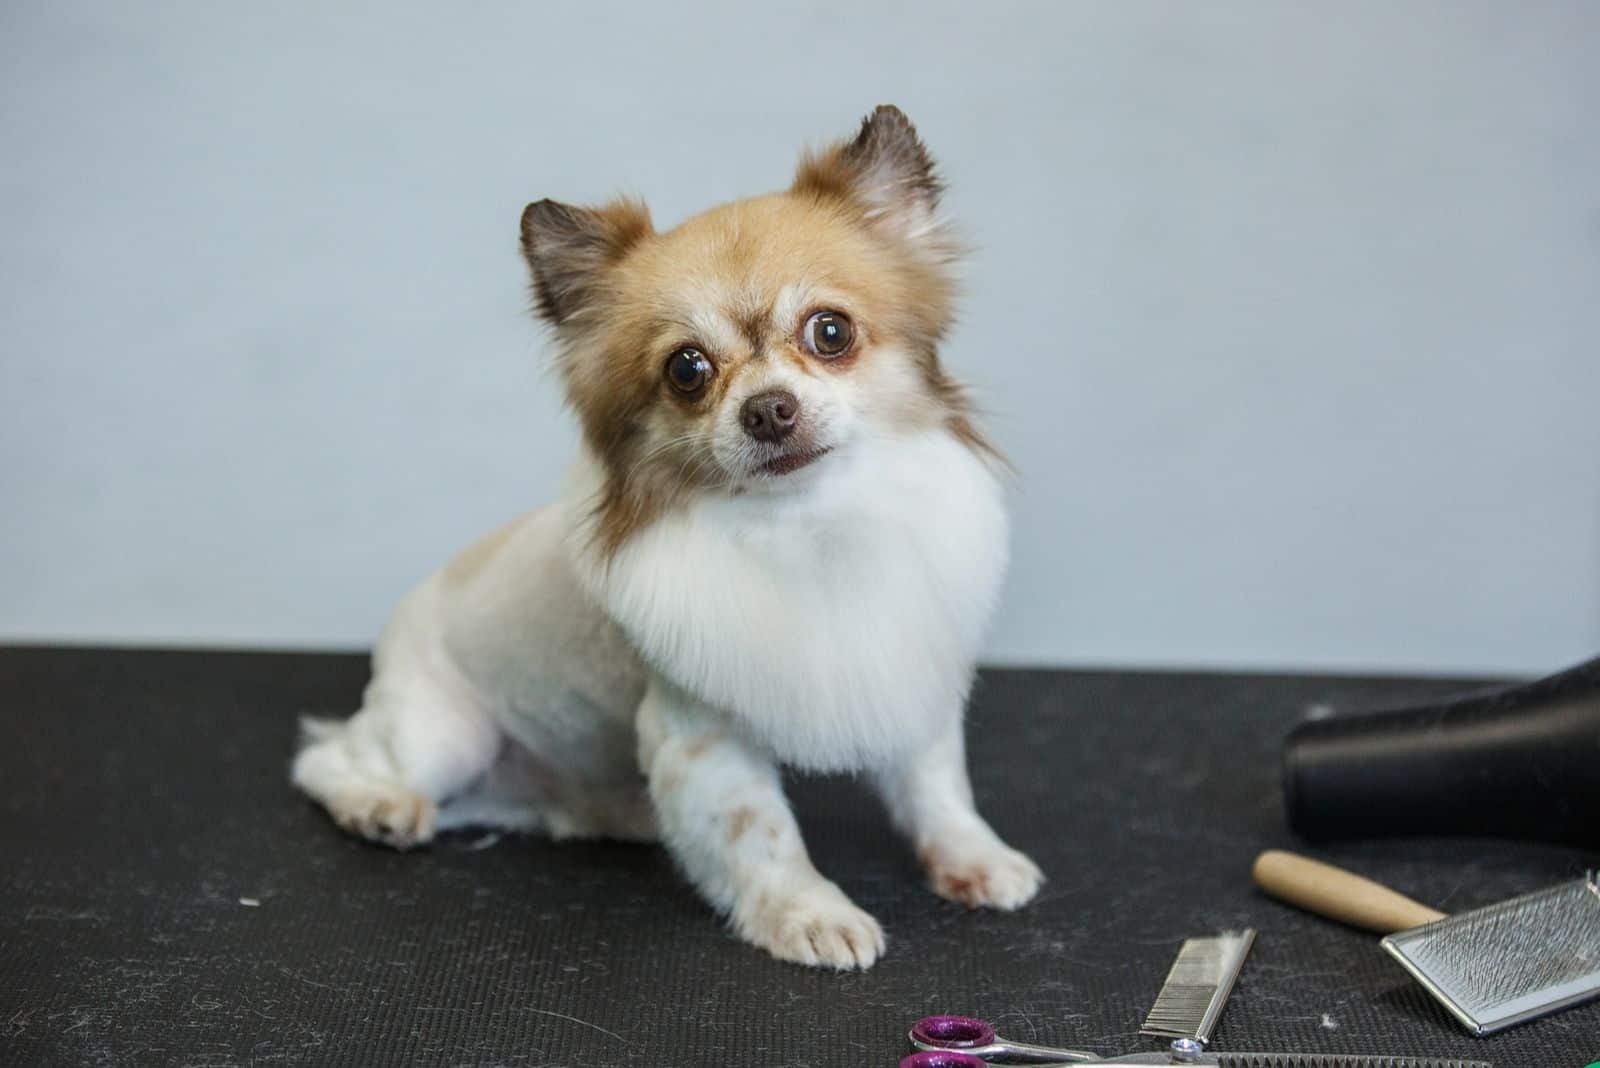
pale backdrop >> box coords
[4,2,1597,675]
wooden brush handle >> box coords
[1252,850,1446,933]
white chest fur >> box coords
[569,430,1009,772]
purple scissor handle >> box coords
[908,1016,1099,1064]
[901,1053,991,1068]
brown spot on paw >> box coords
[931,867,987,908]
[682,732,724,760]
[918,836,1044,911]
[726,805,758,843]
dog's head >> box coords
[521,105,990,550]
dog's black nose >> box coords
[740,389,800,443]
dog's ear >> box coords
[792,105,952,258]
[520,197,653,326]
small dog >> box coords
[292,105,1041,969]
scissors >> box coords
[903,1016,1198,1066]
[903,1015,1494,1067]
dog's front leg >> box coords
[874,718,1043,910]
[637,674,884,970]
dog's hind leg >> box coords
[291,582,501,850]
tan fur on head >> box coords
[519,105,998,554]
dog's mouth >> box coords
[760,446,832,476]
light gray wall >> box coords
[3,2,1597,676]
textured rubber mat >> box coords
[1,647,1595,1066]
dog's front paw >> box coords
[327,783,437,850]
[737,881,885,970]
[920,830,1043,911]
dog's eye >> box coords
[802,311,854,358]
[665,347,713,394]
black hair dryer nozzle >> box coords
[1283,656,1600,847]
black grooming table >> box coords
[1,647,1595,1067]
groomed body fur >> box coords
[291,106,1042,970]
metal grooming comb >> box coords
[1381,873,1600,1036]
[1141,929,1256,1045]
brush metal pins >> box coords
[1141,929,1257,1046]
[1380,872,1600,1035]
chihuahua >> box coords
[292,105,1041,969]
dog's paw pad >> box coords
[329,785,436,850]
[923,839,1043,911]
[741,886,885,971]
